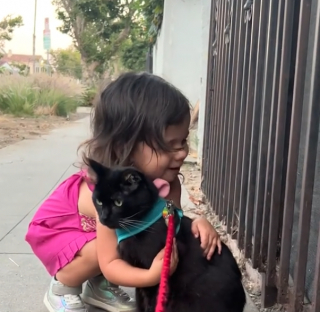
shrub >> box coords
[0,73,84,116]
[80,85,97,106]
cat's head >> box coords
[88,159,169,229]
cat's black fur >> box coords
[89,159,246,312]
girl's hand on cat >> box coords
[191,217,222,260]
[148,239,179,284]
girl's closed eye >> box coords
[168,135,189,151]
[180,138,188,148]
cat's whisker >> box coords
[123,219,153,226]
[120,221,146,230]
[123,211,144,220]
[121,219,152,227]
[120,221,159,234]
[119,221,156,237]
[119,222,133,234]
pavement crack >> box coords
[0,252,33,255]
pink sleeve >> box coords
[81,169,95,192]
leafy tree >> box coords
[10,62,30,76]
[52,0,164,76]
[121,39,149,72]
[119,0,164,71]
[52,0,133,78]
[0,15,23,57]
[141,0,164,44]
[50,46,82,79]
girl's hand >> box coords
[191,217,222,260]
[148,239,179,285]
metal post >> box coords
[47,50,49,74]
[32,0,37,74]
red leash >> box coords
[155,212,175,312]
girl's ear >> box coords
[153,178,170,198]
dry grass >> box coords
[0,73,84,116]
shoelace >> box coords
[63,294,83,306]
[111,287,130,300]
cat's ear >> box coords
[87,159,108,180]
[123,171,142,185]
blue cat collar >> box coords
[116,198,183,244]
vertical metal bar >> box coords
[290,1,320,309]
[228,0,246,238]
[236,0,261,247]
[202,0,217,195]
[225,0,241,233]
[218,0,233,219]
[277,0,312,304]
[209,1,221,203]
[237,0,260,257]
[249,0,279,264]
[234,7,252,249]
[266,0,300,288]
[209,0,225,213]
[260,0,285,265]
[214,0,228,217]
[217,1,232,218]
[230,0,267,236]
[207,0,221,207]
[312,225,320,312]
[222,0,237,220]
[247,0,274,269]
[212,0,227,217]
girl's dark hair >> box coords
[80,72,190,167]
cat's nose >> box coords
[101,209,109,220]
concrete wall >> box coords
[153,0,212,161]
[153,0,202,106]
[197,0,212,161]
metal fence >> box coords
[202,0,320,310]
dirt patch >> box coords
[180,162,285,312]
[0,113,88,149]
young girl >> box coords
[26,72,222,312]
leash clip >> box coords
[162,200,175,226]
[166,200,175,215]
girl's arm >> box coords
[79,180,163,287]
[96,218,160,287]
[170,176,222,258]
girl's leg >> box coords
[56,239,100,286]
[44,239,135,312]
[44,239,98,312]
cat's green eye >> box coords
[114,199,123,207]
[96,199,103,206]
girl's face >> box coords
[131,116,190,183]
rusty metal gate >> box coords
[202,0,320,310]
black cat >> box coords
[89,159,246,312]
